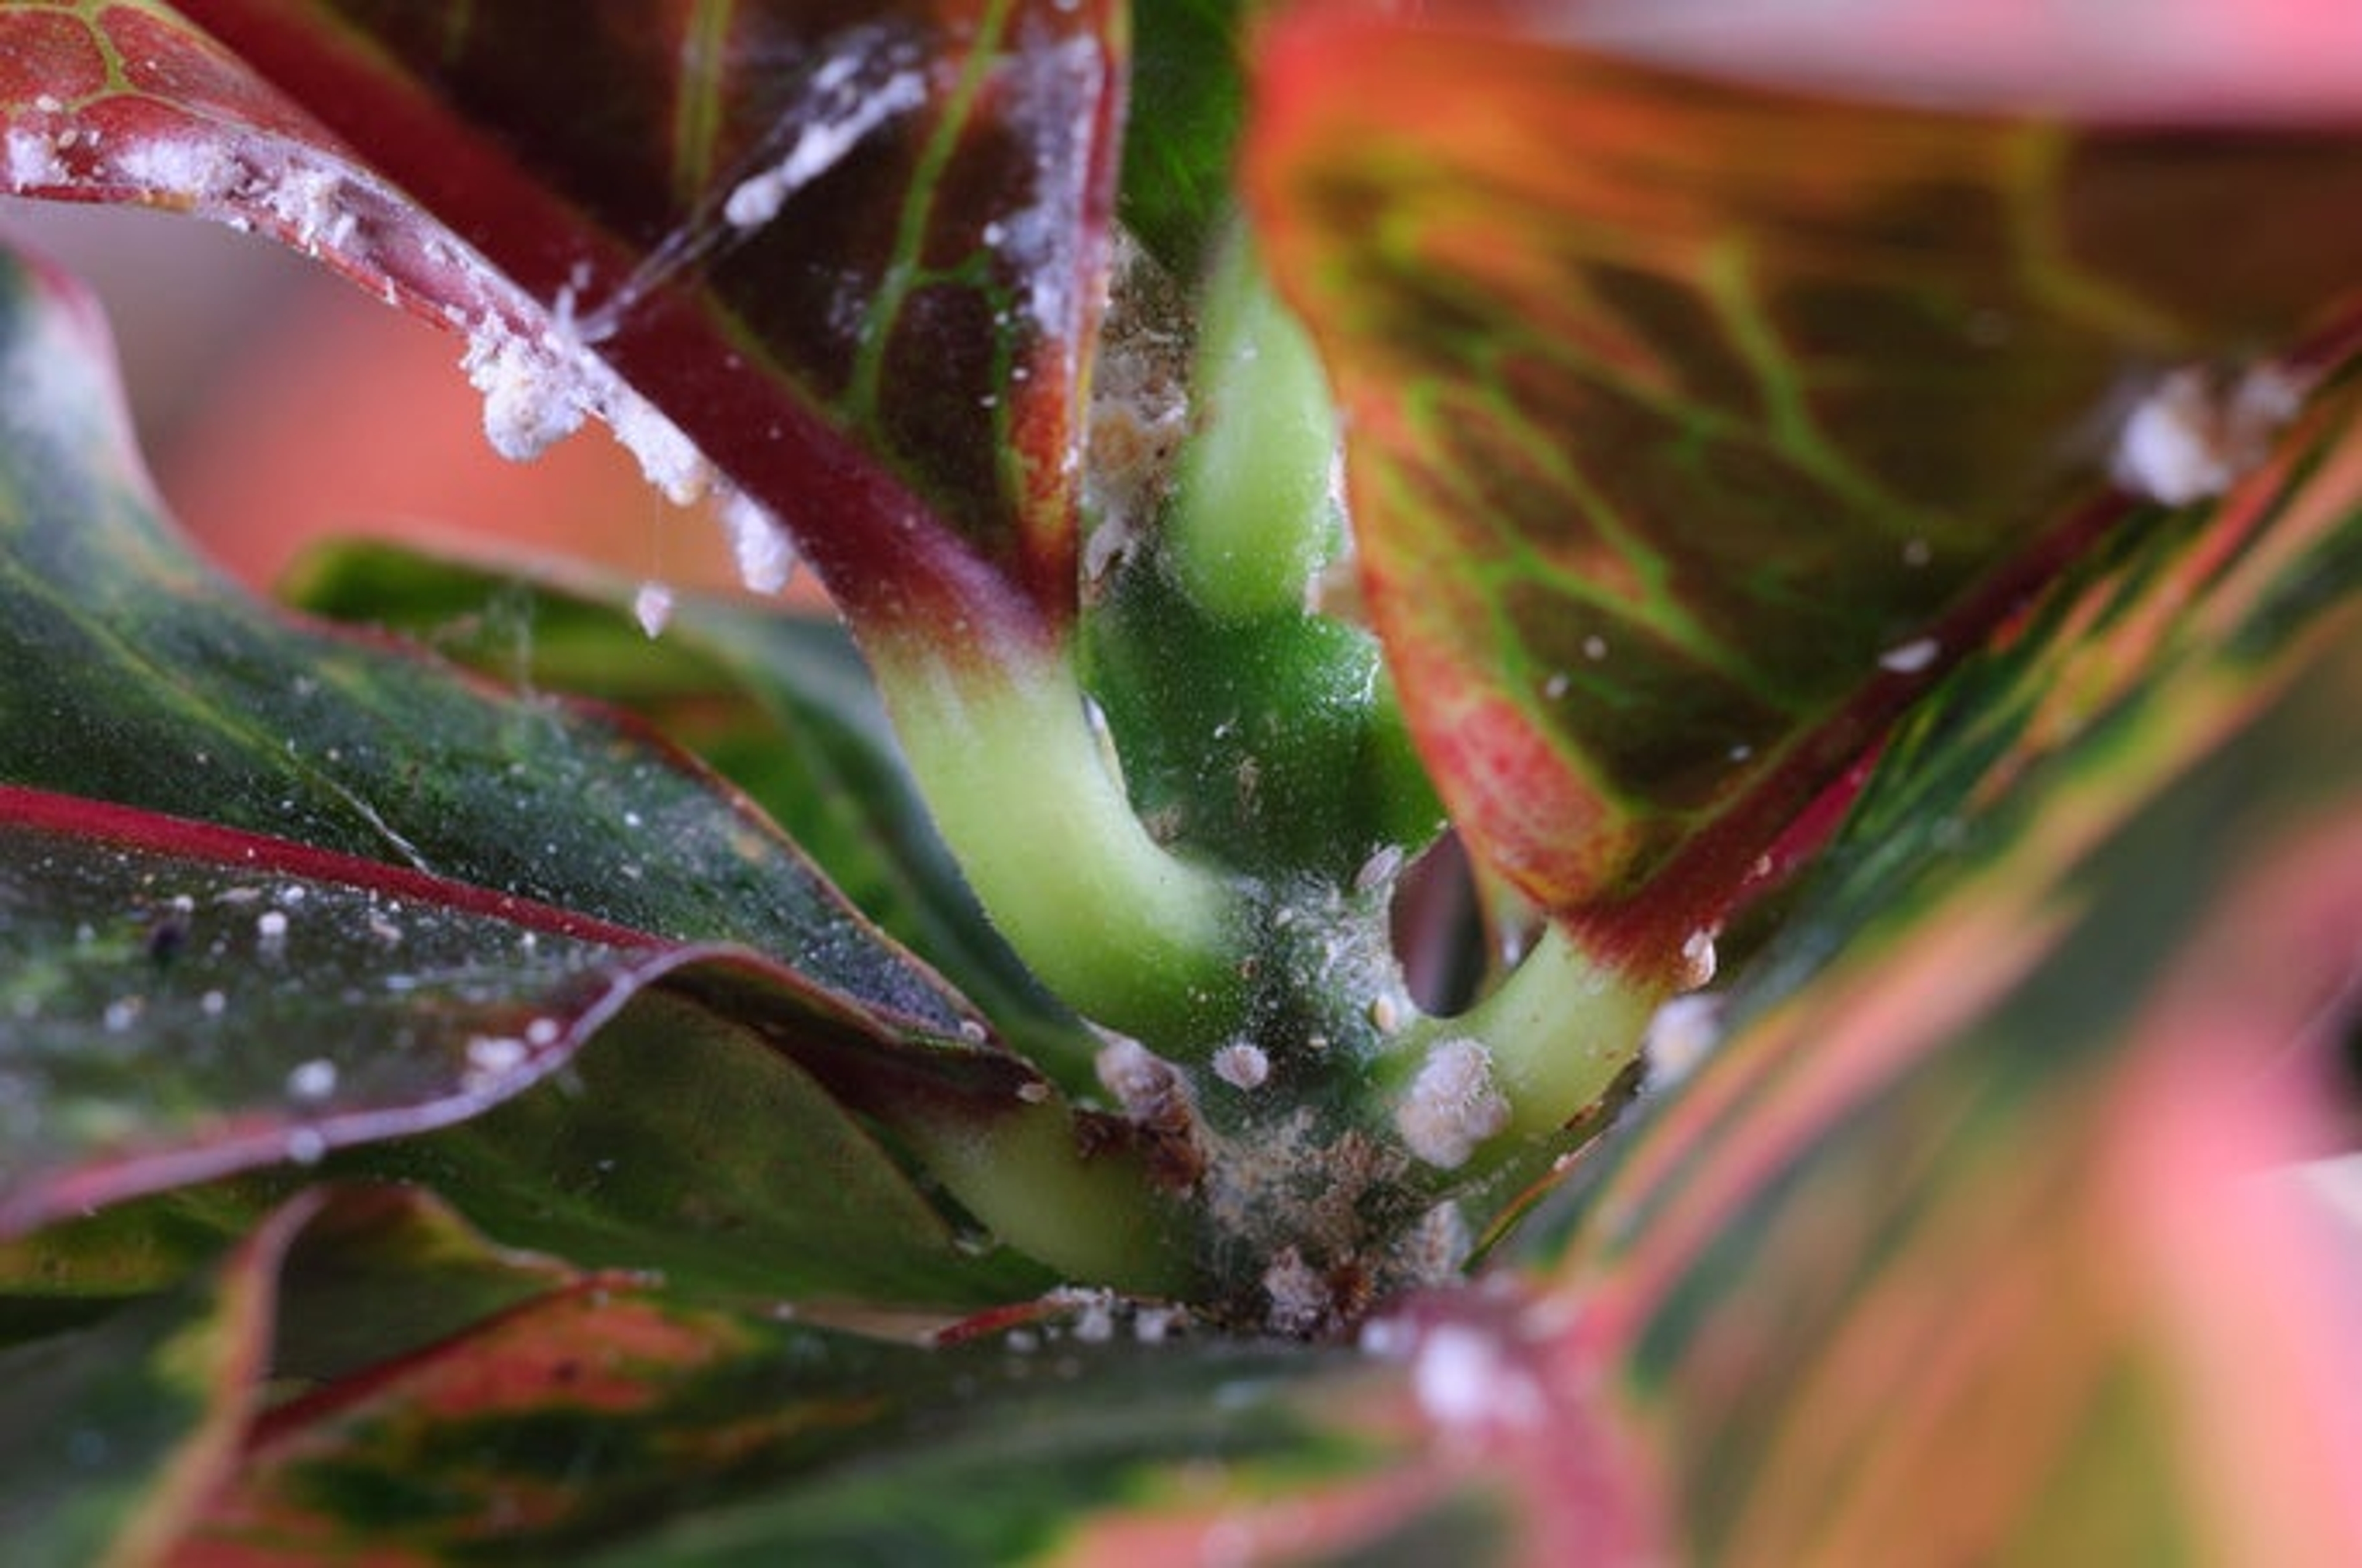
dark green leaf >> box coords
[283,541,1100,1085]
[0,241,971,1040]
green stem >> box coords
[876,632,1251,1044]
[891,1097,1193,1297]
[1165,226,1343,623]
[1407,923,1663,1142]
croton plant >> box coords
[0,0,2358,1561]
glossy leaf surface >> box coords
[0,241,969,1040]
[284,541,1100,1085]
[0,782,1059,1303]
[1530,366,2362,1559]
[156,0,1123,639]
[1248,2,2362,963]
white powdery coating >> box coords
[460,314,714,509]
[462,325,592,461]
[1395,1038,1511,1171]
[723,70,925,231]
[633,581,675,639]
[4,127,66,189]
[608,388,712,506]
[1260,1248,1330,1337]
[265,163,358,252]
[715,488,797,593]
[111,137,245,201]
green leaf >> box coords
[0,241,969,1041]
[1525,368,2362,1558]
[323,985,1059,1307]
[1246,6,2362,968]
[161,0,1124,643]
[283,541,1100,1086]
[0,781,1074,1302]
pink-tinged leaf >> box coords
[1246,2,2362,969]
[1521,370,2362,1558]
[125,0,1124,646]
[0,1185,573,1567]
[167,1272,1655,1564]
[0,1,565,394]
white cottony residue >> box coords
[723,69,926,231]
[1395,1037,1511,1170]
[4,127,66,188]
[460,309,722,519]
[715,488,797,593]
[256,909,290,955]
[1878,637,1941,675]
[1260,1248,1331,1337]
[113,138,245,204]
[633,580,675,639]
[462,324,592,462]
[266,163,359,253]
[2112,362,2310,506]
[1211,1041,1270,1092]
[606,390,712,506]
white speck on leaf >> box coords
[1879,637,1940,675]
[286,1059,338,1102]
[1410,1323,1545,1433]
